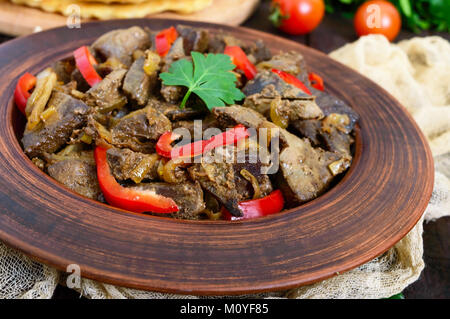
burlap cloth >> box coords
[1,35,449,299]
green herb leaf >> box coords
[399,0,412,17]
[385,293,405,299]
[160,52,245,110]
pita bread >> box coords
[80,0,152,3]
[10,0,213,18]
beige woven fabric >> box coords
[0,35,448,299]
[0,242,59,299]
[330,35,450,222]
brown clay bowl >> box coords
[0,19,434,295]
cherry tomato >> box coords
[269,0,325,35]
[354,0,401,41]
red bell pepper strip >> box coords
[222,190,285,220]
[224,46,257,80]
[155,131,181,158]
[308,72,324,91]
[156,131,209,160]
[156,124,250,159]
[155,26,178,57]
[74,46,102,87]
[271,68,312,95]
[14,72,36,115]
[94,146,179,214]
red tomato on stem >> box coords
[269,0,325,35]
[354,0,401,41]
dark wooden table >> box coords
[1,1,448,299]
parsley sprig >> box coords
[160,52,245,110]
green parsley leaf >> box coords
[160,52,245,110]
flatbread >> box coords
[10,0,214,18]
[74,0,152,3]
[80,0,152,3]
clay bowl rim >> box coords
[0,18,434,295]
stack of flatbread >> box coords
[10,0,214,19]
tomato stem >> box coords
[269,3,289,28]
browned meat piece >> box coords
[312,88,359,131]
[172,120,196,136]
[211,105,347,206]
[51,57,75,84]
[97,57,128,78]
[122,56,152,106]
[83,114,112,146]
[161,85,185,104]
[106,147,159,183]
[208,33,271,64]
[213,105,290,148]
[293,113,354,158]
[164,37,186,64]
[275,130,342,206]
[243,85,323,123]
[257,51,309,85]
[291,119,321,145]
[321,125,354,158]
[22,91,89,158]
[48,158,101,200]
[165,108,205,121]
[207,36,224,53]
[133,182,205,219]
[146,99,205,121]
[189,157,243,217]
[245,40,272,65]
[110,105,171,153]
[189,146,273,217]
[160,37,186,103]
[85,69,127,113]
[54,81,77,96]
[243,70,310,98]
[213,105,292,147]
[213,105,268,130]
[208,33,244,53]
[291,90,359,158]
[172,113,220,137]
[233,156,273,199]
[70,68,90,92]
[176,25,209,55]
[91,26,150,67]
[209,32,269,58]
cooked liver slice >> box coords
[92,26,150,67]
[22,91,89,158]
[48,158,101,200]
[110,105,171,154]
[212,105,344,206]
[133,182,205,219]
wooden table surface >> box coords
[1,0,448,299]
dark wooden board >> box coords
[0,19,434,295]
[403,217,450,299]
